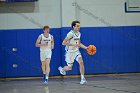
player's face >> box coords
[44,28,50,34]
[73,23,80,31]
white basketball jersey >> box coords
[40,34,52,51]
[65,30,81,52]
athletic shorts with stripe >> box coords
[40,50,52,62]
[65,50,82,67]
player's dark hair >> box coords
[71,21,80,28]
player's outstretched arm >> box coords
[80,42,87,49]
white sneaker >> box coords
[80,78,87,85]
[58,66,66,75]
[44,79,48,85]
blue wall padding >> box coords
[0,28,61,77]
[135,27,140,72]
[112,27,126,73]
[0,26,140,77]
[122,26,137,72]
[0,31,6,77]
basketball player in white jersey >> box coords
[58,21,87,84]
[36,25,54,84]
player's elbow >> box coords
[62,41,66,45]
[35,43,39,47]
[35,44,38,47]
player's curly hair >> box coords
[71,21,80,28]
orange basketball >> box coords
[86,45,96,55]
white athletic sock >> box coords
[46,76,48,79]
[81,75,85,80]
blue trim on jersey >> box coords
[75,54,81,60]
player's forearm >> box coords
[62,41,75,46]
[51,43,54,49]
[36,43,41,47]
[36,43,46,47]
[80,43,87,49]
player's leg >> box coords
[58,52,74,75]
[45,59,50,78]
[44,58,50,84]
[63,52,73,71]
[77,57,87,84]
[78,57,85,76]
[58,65,71,75]
[41,61,46,80]
[63,65,72,71]
[75,52,87,84]
[40,52,46,81]
[44,50,52,84]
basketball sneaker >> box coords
[80,78,87,85]
[58,66,66,75]
[44,79,48,85]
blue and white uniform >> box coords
[39,34,53,61]
[65,30,82,67]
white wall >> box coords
[0,0,140,30]
[62,0,140,27]
[0,0,61,29]
[61,0,76,27]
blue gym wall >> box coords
[0,28,61,77]
[0,26,140,77]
